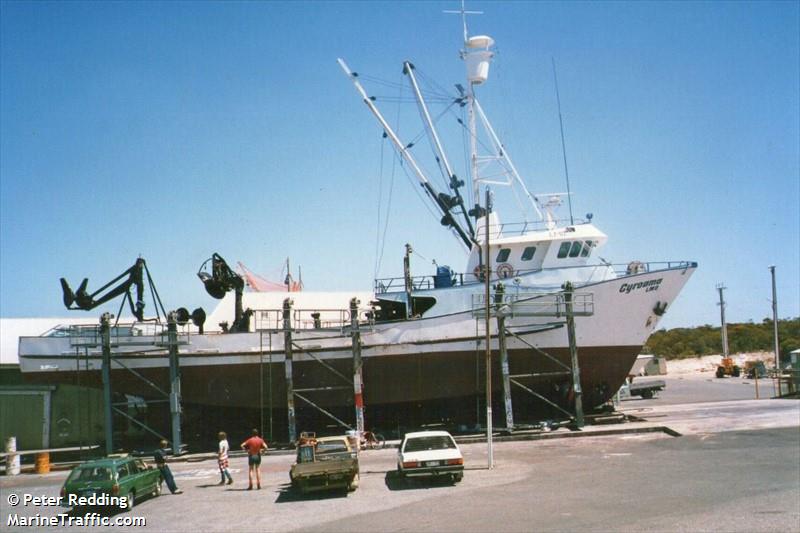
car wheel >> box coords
[125,490,135,510]
[452,473,463,483]
[348,473,360,492]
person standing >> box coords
[154,439,182,494]
[217,431,234,485]
[240,428,268,490]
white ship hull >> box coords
[18,263,695,423]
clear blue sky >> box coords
[2,1,798,330]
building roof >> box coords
[0,317,93,365]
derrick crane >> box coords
[197,253,250,333]
[60,257,165,322]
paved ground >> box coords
[625,372,779,406]
[1,375,798,532]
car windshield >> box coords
[68,466,113,482]
[317,441,348,455]
[404,435,456,453]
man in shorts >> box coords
[240,428,268,490]
[217,431,233,485]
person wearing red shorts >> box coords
[240,428,268,490]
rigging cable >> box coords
[374,74,404,278]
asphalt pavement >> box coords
[1,375,798,532]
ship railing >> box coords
[56,322,189,348]
[611,260,696,277]
[476,217,591,238]
[252,307,376,333]
[471,291,594,319]
[374,260,696,294]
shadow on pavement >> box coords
[274,483,349,503]
[195,483,224,489]
[384,470,459,491]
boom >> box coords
[60,258,150,321]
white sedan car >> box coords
[397,430,464,483]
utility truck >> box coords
[289,434,359,494]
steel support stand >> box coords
[563,282,584,428]
[404,244,413,319]
[167,312,182,454]
[495,284,514,430]
[100,313,114,456]
[283,298,296,443]
[484,188,494,469]
[350,298,365,438]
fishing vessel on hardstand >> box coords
[18,13,696,438]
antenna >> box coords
[552,57,574,225]
[443,0,483,43]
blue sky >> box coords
[1,1,798,330]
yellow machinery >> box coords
[716,357,741,378]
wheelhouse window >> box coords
[521,246,536,261]
[557,240,596,259]
[496,248,510,263]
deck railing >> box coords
[252,307,375,332]
[471,291,594,318]
[374,260,696,294]
[45,322,189,348]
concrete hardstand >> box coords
[1,375,798,532]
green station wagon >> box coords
[61,456,162,511]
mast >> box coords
[404,61,476,239]
[461,27,542,225]
[338,58,474,250]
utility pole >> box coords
[769,266,780,370]
[716,284,729,359]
